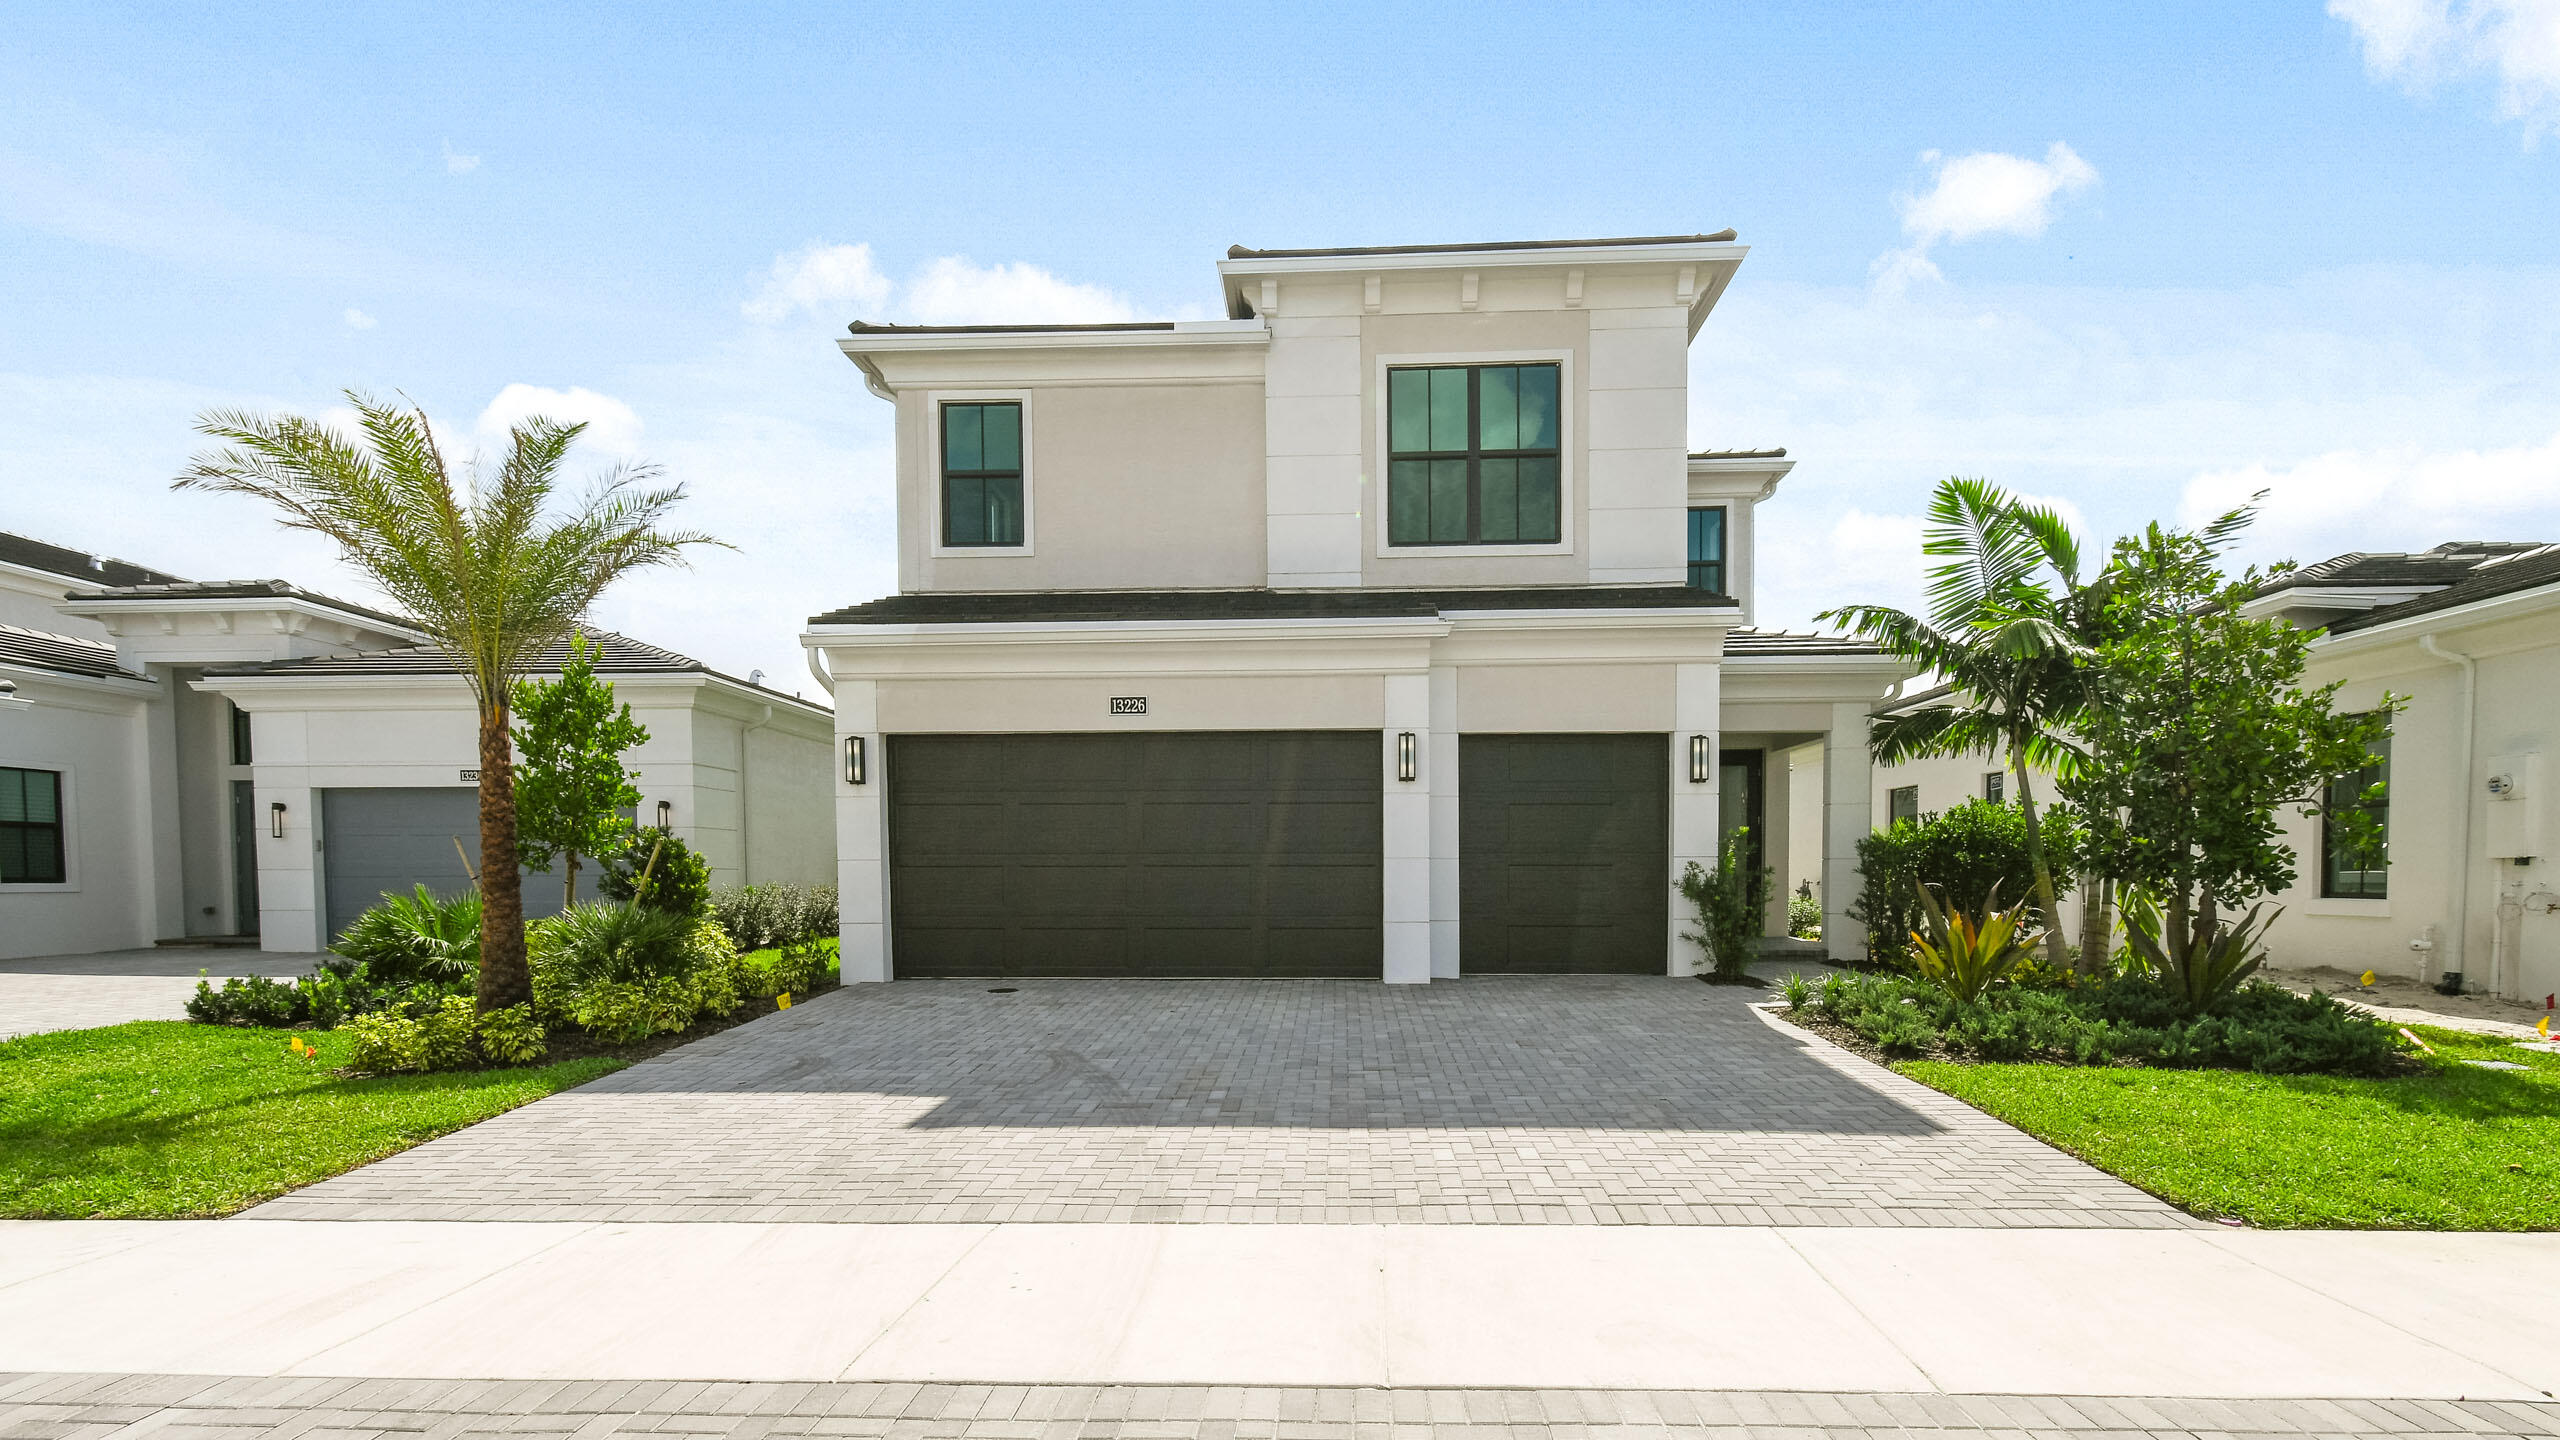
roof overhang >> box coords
[2237,584,2444,621]
[1687,453,1794,503]
[838,320,1272,401]
[1217,237,1750,338]
[2308,577,2560,662]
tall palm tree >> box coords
[1820,478,2106,972]
[176,392,722,1012]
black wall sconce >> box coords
[655,800,673,832]
[1396,731,1418,783]
[269,800,286,838]
[844,734,867,786]
[1688,734,1711,783]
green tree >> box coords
[1678,826,1775,981]
[511,633,647,906]
[175,393,721,1013]
[2057,509,2397,1011]
[1820,477,2108,971]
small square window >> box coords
[1888,785,1920,828]
[941,401,1024,548]
[1983,771,2005,804]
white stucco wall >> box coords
[0,669,159,959]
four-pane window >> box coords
[1686,506,1726,591]
[0,766,65,885]
[1387,363,1561,545]
[940,401,1024,547]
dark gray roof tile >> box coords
[0,624,147,682]
[0,531,184,588]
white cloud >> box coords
[2331,0,2560,139]
[2180,431,2560,569]
[900,256,1139,325]
[441,140,480,175]
[742,242,892,324]
[342,307,376,330]
[1876,143,2097,292]
[474,383,644,457]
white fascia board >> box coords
[1438,608,1741,629]
[803,615,1453,649]
[1685,457,1793,502]
[1722,651,1914,678]
[0,661,156,697]
[1216,242,1748,282]
[839,320,1269,358]
[2308,581,2560,662]
[57,594,428,644]
[2237,584,2443,620]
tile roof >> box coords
[0,624,147,682]
[2264,541,2548,591]
[1689,448,1789,460]
[64,578,420,634]
[2325,542,2560,635]
[201,630,830,713]
[0,531,184,588]
[1724,628,1884,657]
[847,321,1178,336]
[810,585,1740,627]
[1225,232,1739,260]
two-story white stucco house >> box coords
[802,233,1907,983]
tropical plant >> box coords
[600,830,713,916]
[511,633,647,906]
[1847,799,2074,965]
[1678,826,1774,980]
[1907,883,2038,1003]
[537,899,702,989]
[2057,511,2399,1012]
[1821,478,2111,971]
[175,391,722,1013]
[712,883,840,950]
[1787,881,1822,940]
[474,1004,547,1064]
[327,885,481,986]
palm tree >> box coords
[176,392,722,1012]
[1820,477,2105,972]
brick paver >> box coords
[253,976,2184,1226]
[6,1374,2552,1438]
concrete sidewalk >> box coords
[0,949,322,1040]
[3,1221,2555,1400]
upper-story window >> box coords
[1387,363,1561,545]
[940,401,1024,547]
[1686,507,1726,591]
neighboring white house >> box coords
[0,531,834,960]
[802,232,1908,983]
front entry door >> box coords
[229,779,261,936]
[1717,748,1765,873]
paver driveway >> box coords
[252,977,2188,1227]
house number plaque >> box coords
[1108,696,1147,715]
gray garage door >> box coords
[1460,734,1668,973]
[320,787,568,942]
[888,732,1382,978]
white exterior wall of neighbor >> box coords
[0,666,160,959]
[2268,589,2560,1001]
[196,671,833,954]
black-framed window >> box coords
[229,702,254,766]
[940,401,1024,547]
[1983,771,2005,804]
[1387,363,1561,545]
[2321,727,2390,899]
[0,766,66,884]
[1687,506,1727,591]
[1888,785,1920,828]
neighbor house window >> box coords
[0,766,65,884]
[1983,771,2005,804]
[940,401,1024,547]
[1387,363,1561,545]
[1687,507,1727,591]
[229,702,254,766]
[1888,785,1919,828]
[2321,727,2390,899]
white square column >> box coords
[1383,674,1432,983]
[1427,663,1460,978]
[1822,701,1874,964]
[833,677,892,983]
[1668,662,1721,976]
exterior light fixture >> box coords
[844,735,867,786]
[269,800,286,838]
[1397,731,1418,782]
[655,800,673,832]
[1688,734,1711,784]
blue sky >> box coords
[5,0,2557,692]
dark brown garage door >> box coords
[1460,734,1668,973]
[888,732,1382,977]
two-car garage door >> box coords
[885,730,1669,977]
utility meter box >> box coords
[2485,752,2544,860]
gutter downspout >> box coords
[2420,632,2477,991]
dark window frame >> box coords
[1686,506,1727,592]
[2320,727,2391,899]
[229,702,254,766]
[1887,785,1920,828]
[938,400,1026,549]
[1385,362,1563,547]
[0,765,67,885]
[1983,771,2005,804]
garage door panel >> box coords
[1460,735,1667,975]
[889,732,1382,978]
[320,787,568,942]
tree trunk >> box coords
[2009,750,2071,972]
[2076,872,2112,976]
[565,851,579,907]
[475,702,533,1012]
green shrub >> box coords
[342,1011,430,1073]
[327,885,481,986]
[528,902,741,1042]
[572,981,654,1045]
[539,901,702,987]
[475,1004,547,1063]
[1778,971,1816,1013]
[1678,827,1774,979]
[1787,883,1822,939]
[186,974,305,1027]
[1848,800,2073,965]
[418,995,478,1070]
[599,832,713,917]
[711,883,839,950]
[1908,883,2037,1003]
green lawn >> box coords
[1901,1026,2560,1229]
[0,1021,623,1218]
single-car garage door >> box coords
[888,731,1382,977]
[1460,734,1668,973]
[320,787,568,941]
